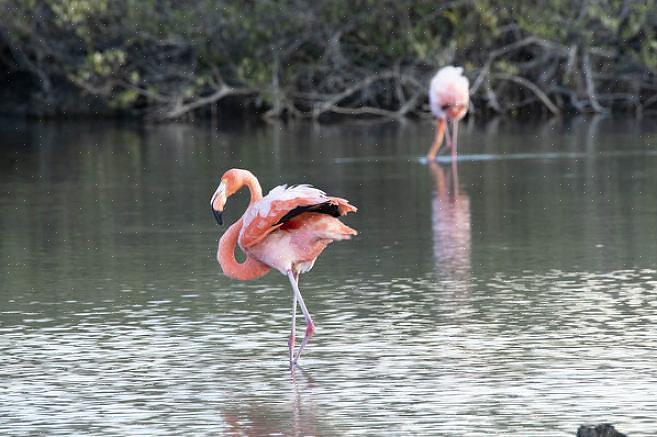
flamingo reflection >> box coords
[429,161,471,279]
[223,368,328,436]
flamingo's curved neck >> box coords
[241,172,263,205]
[217,172,269,281]
[218,218,270,281]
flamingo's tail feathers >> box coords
[328,221,358,241]
[328,197,357,215]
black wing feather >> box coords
[274,201,341,226]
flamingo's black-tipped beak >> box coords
[210,179,228,225]
[212,208,223,225]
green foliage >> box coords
[1,0,656,117]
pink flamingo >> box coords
[427,66,470,161]
[210,169,357,367]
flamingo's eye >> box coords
[441,104,450,111]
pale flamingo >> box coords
[210,168,357,367]
[427,66,470,160]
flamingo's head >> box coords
[442,102,468,121]
[210,169,244,225]
[431,66,470,120]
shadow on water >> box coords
[2,116,657,435]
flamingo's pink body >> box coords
[427,66,470,160]
[211,169,357,367]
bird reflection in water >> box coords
[222,368,329,436]
[429,161,471,281]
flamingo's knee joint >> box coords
[305,322,315,337]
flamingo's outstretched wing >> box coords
[239,184,357,249]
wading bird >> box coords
[427,66,470,161]
[210,169,357,367]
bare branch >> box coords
[312,72,397,118]
[470,37,568,94]
[155,84,255,121]
[581,51,607,113]
[491,73,561,115]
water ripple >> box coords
[1,269,656,435]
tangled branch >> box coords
[1,0,656,120]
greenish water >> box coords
[1,117,657,436]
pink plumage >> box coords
[240,184,357,274]
[210,169,357,367]
[426,66,470,160]
[429,66,470,118]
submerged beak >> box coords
[210,180,228,226]
[447,103,468,120]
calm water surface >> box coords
[1,117,657,436]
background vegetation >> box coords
[1,0,656,121]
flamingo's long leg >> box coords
[444,119,452,150]
[294,290,315,364]
[287,270,315,365]
[451,119,459,160]
[288,271,299,368]
[426,118,446,160]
